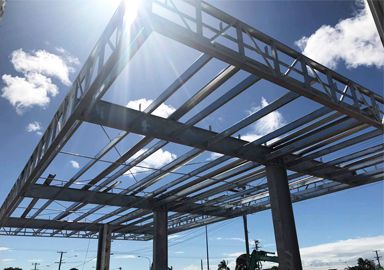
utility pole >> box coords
[56,251,67,270]
[243,214,250,265]
[374,250,382,268]
[205,225,210,270]
[201,259,203,270]
[31,262,40,270]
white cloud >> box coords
[216,237,246,243]
[175,251,185,254]
[221,235,384,270]
[28,259,42,262]
[69,160,80,169]
[114,254,136,259]
[26,121,42,135]
[295,1,384,69]
[126,98,176,118]
[224,251,243,258]
[0,247,9,252]
[2,73,58,114]
[301,235,384,270]
[0,258,14,263]
[124,148,177,176]
[1,48,79,114]
[168,234,181,240]
[11,48,75,85]
[207,152,224,161]
[220,236,384,269]
[55,47,81,67]
[182,265,201,270]
[242,97,285,143]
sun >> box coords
[123,0,143,26]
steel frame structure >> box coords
[0,0,383,268]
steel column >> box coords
[96,224,112,270]
[153,208,168,270]
[266,162,302,270]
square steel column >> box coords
[96,224,112,270]
[266,161,302,270]
[153,207,168,270]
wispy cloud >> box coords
[28,259,42,262]
[168,234,181,240]
[0,259,14,263]
[224,251,243,258]
[242,97,285,144]
[114,254,136,259]
[301,235,384,269]
[126,98,176,118]
[1,48,79,114]
[26,121,42,135]
[182,265,201,270]
[295,0,384,69]
[207,152,224,161]
[216,237,247,243]
[0,247,9,252]
[218,235,384,270]
[69,160,80,169]
[124,148,177,176]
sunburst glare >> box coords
[123,0,143,26]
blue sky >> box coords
[0,0,383,269]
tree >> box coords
[4,268,22,270]
[69,268,79,270]
[345,257,376,270]
[218,260,230,270]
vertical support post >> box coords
[242,214,250,265]
[237,24,245,57]
[153,208,168,270]
[326,70,338,102]
[205,225,210,270]
[266,161,302,270]
[96,224,112,270]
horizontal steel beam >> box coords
[3,217,146,235]
[81,100,356,183]
[80,100,270,163]
[0,3,152,224]
[24,184,235,218]
[150,0,383,128]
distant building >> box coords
[0,0,5,19]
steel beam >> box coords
[0,2,152,224]
[150,0,383,128]
[367,0,384,46]
[2,217,144,235]
[266,162,302,270]
[80,100,270,162]
[24,184,235,217]
[81,100,356,183]
[96,224,111,270]
[153,208,168,270]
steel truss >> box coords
[0,0,383,243]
